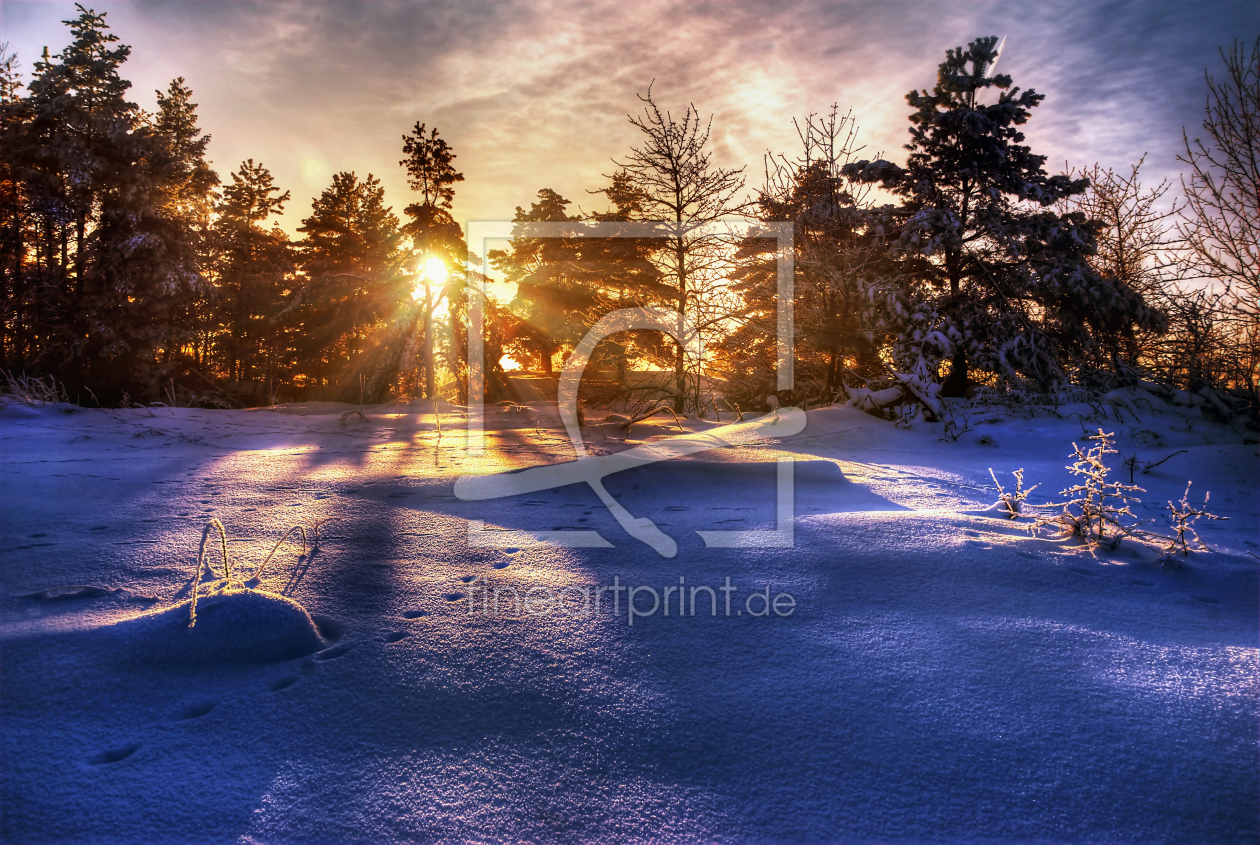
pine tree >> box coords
[399,122,467,398]
[490,189,592,374]
[845,36,1163,395]
[212,159,292,386]
[290,171,403,397]
[0,45,28,369]
[153,77,220,377]
[724,107,894,407]
[3,6,207,398]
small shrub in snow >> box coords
[1037,429,1144,550]
[988,468,1038,519]
[938,406,972,442]
[1161,482,1226,564]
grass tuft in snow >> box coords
[0,370,69,405]
[189,518,235,627]
[186,517,335,627]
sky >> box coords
[2,0,1257,240]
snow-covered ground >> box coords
[1,393,1256,843]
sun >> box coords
[411,255,450,301]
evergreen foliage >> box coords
[843,37,1165,396]
[0,17,1247,413]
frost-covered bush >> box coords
[1036,430,1144,549]
[1161,482,1227,564]
[988,468,1038,519]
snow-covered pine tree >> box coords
[843,36,1164,396]
[5,7,208,399]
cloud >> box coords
[5,0,1256,231]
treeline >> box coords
[1,9,1256,418]
[0,7,469,405]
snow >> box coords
[1,397,1256,843]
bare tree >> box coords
[722,106,888,405]
[614,84,746,413]
[1177,37,1259,398]
[1057,157,1177,371]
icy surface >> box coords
[1,399,1256,842]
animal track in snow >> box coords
[402,610,428,619]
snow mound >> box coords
[111,589,324,665]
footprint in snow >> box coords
[444,593,466,602]
[493,560,511,570]
[459,575,477,584]
[383,631,410,644]
[178,701,217,720]
[402,610,429,619]
[90,742,141,765]
[24,585,118,602]
[314,643,354,661]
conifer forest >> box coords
[1,8,1255,420]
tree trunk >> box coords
[674,235,686,414]
[423,293,434,399]
[942,349,968,397]
[942,250,967,397]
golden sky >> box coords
[3,0,1256,238]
